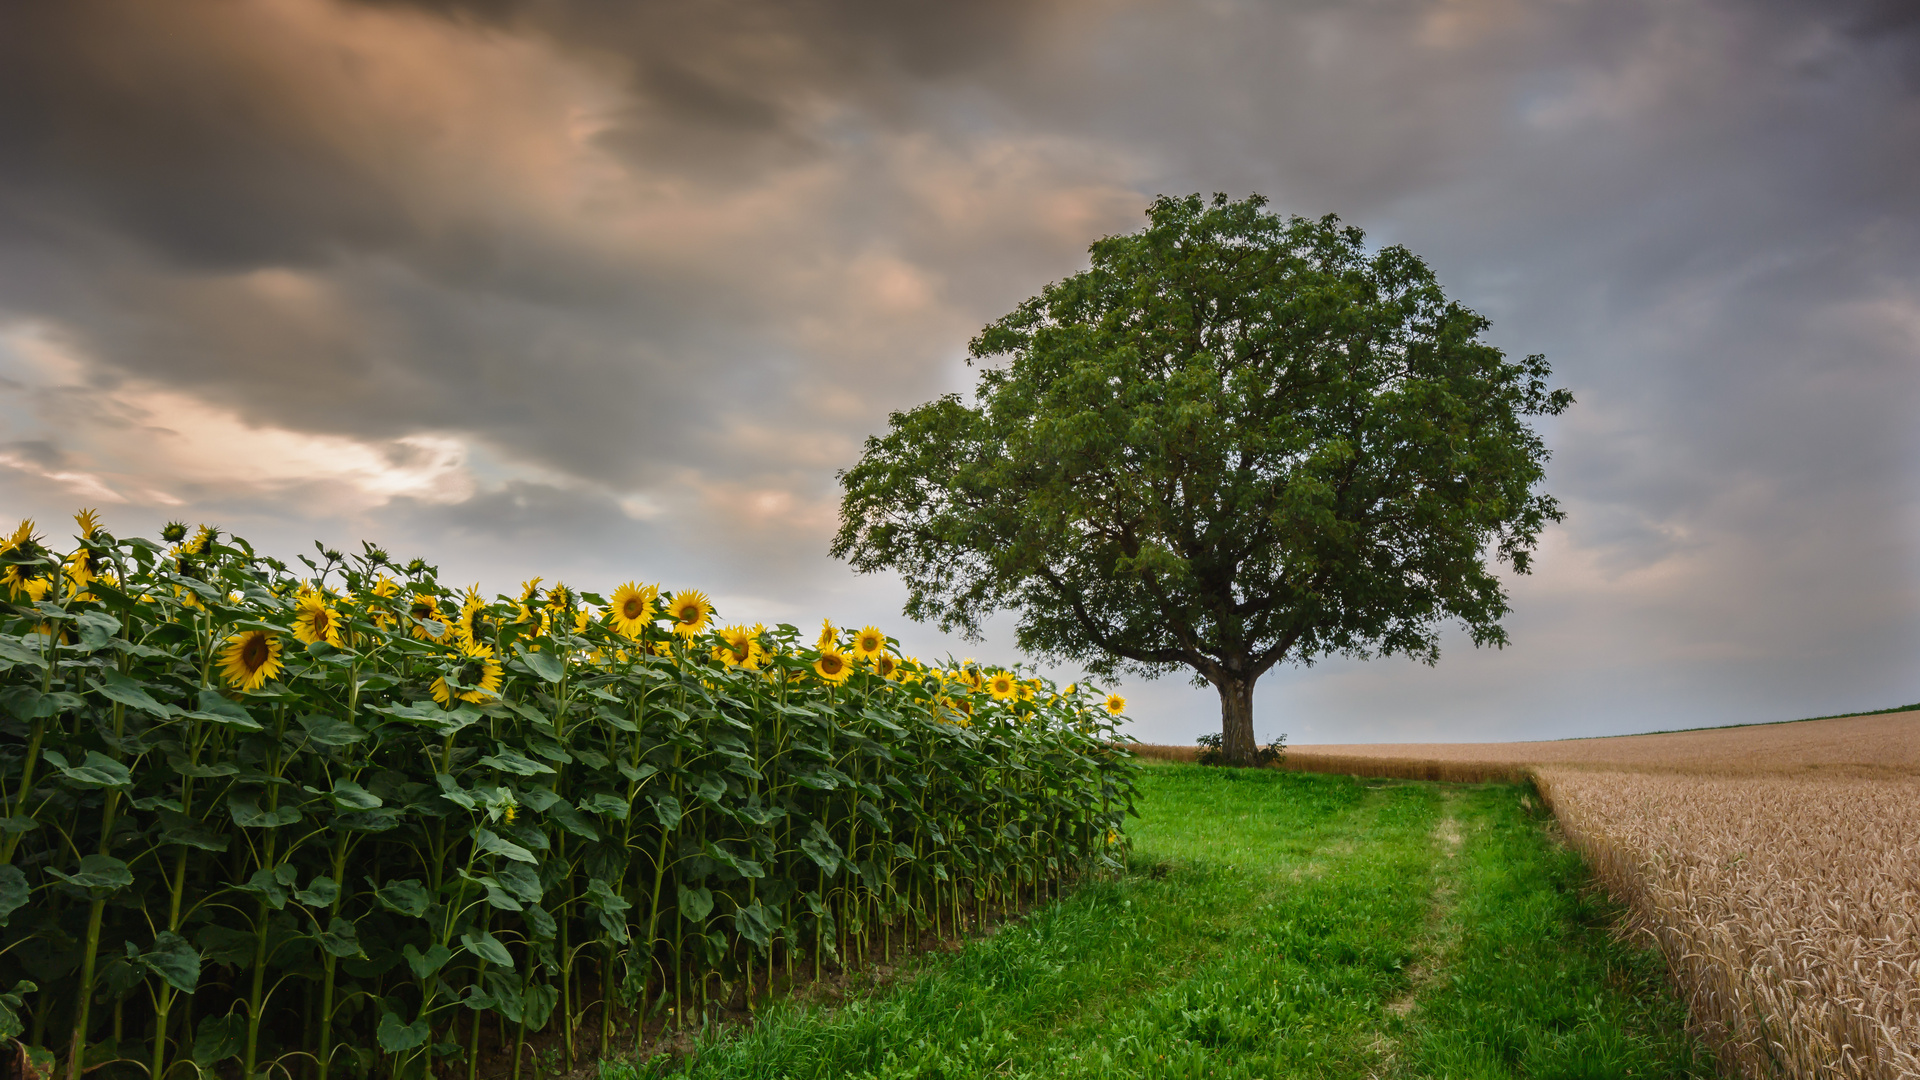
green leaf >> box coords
[543,801,600,841]
[377,1010,430,1053]
[318,917,364,958]
[193,1014,246,1065]
[676,884,714,922]
[434,773,476,810]
[228,794,301,829]
[477,748,554,776]
[74,610,120,651]
[240,868,289,910]
[47,854,133,895]
[295,712,366,746]
[522,904,557,940]
[137,931,201,993]
[0,637,45,670]
[0,865,29,925]
[402,943,452,978]
[471,827,537,864]
[191,689,261,729]
[0,979,35,1040]
[158,809,229,852]
[375,879,432,919]
[293,875,340,908]
[460,930,514,970]
[733,899,773,949]
[42,749,132,789]
[580,792,629,819]
[330,779,383,810]
[492,862,543,904]
[90,670,174,716]
[648,793,683,829]
[517,646,565,683]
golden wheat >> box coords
[1538,769,1920,1080]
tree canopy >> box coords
[833,194,1572,763]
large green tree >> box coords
[833,194,1571,764]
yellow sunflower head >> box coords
[668,589,713,637]
[1015,680,1037,702]
[1,521,53,602]
[370,574,400,598]
[219,629,285,692]
[607,582,658,639]
[455,588,499,646]
[73,509,103,540]
[408,593,450,641]
[852,625,886,659]
[62,546,104,598]
[872,653,899,680]
[432,643,503,706]
[987,672,1016,701]
[291,595,344,647]
[1104,693,1126,716]
[817,618,836,649]
[713,625,756,668]
[813,646,852,684]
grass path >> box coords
[615,765,1708,1079]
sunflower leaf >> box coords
[515,646,565,683]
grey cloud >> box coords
[0,0,1915,742]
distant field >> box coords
[1135,708,1920,781]
[1144,709,1920,1079]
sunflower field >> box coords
[0,512,1137,1080]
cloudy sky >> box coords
[1,0,1915,745]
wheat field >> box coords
[1161,709,1920,1078]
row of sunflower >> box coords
[0,513,1136,1080]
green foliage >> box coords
[619,767,1707,1079]
[0,517,1135,1080]
[835,193,1571,761]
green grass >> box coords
[611,764,1709,1079]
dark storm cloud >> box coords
[0,0,1913,739]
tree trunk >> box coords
[1215,675,1257,766]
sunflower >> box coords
[986,672,1017,701]
[432,643,502,706]
[291,594,344,647]
[1,520,53,602]
[1015,680,1037,703]
[816,618,836,649]
[852,625,886,659]
[173,584,205,611]
[607,582,658,639]
[513,578,544,626]
[408,592,450,642]
[667,589,713,637]
[871,653,899,679]
[713,625,761,668]
[455,588,499,647]
[73,508,102,539]
[1104,693,1126,716]
[361,574,401,628]
[813,645,852,684]
[219,629,285,691]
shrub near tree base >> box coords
[1193,732,1285,767]
[0,512,1136,1080]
